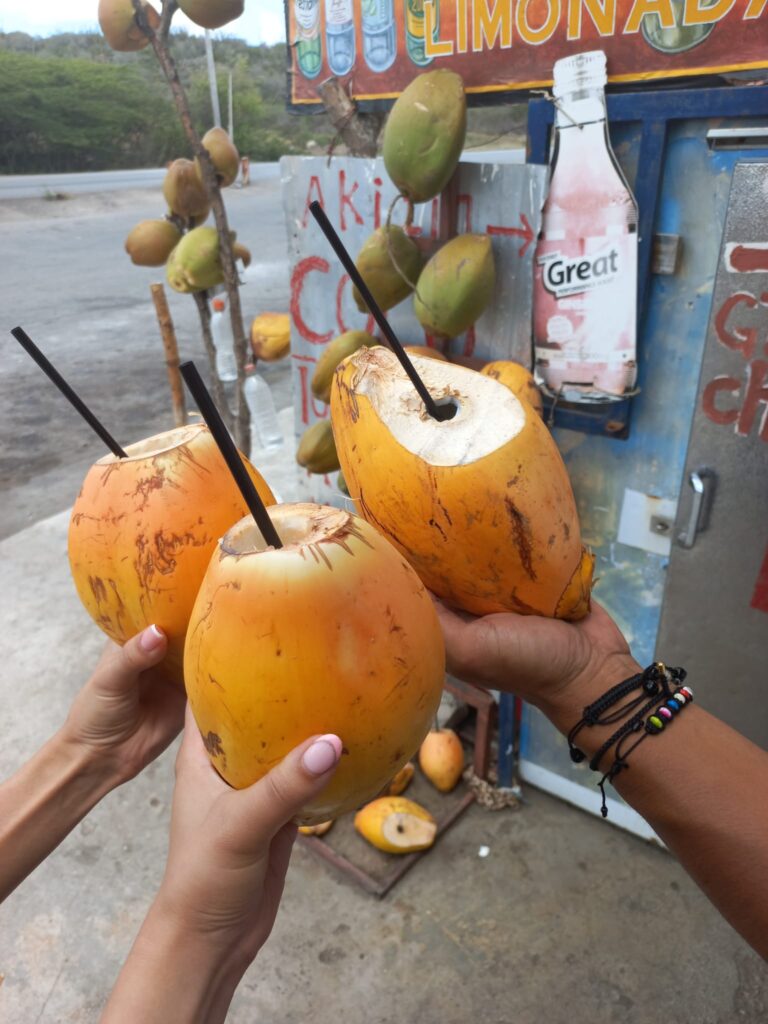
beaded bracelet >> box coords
[596,685,694,818]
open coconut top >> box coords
[97,423,205,465]
[348,348,526,467]
[222,502,357,557]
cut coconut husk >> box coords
[178,0,244,29]
[385,761,415,796]
[163,159,211,222]
[251,313,290,362]
[311,331,378,404]
[197,127,240,188]
[331,347,594,620]
[414,234,496,339]
[419,729,464,792]
[98,0,159,51]
[355,797,437,853]
[481,361,544,417]
[68,424,275,685]
[125,219,182,267]
[404,345,448,362]
[352,226,424,313]
[299,820,334,837]
[382,70,466,204]
[184,504,445,823]
[296,420,340,475]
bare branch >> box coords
[159,0,178,43]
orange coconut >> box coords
[330,347,593,620]
[183,503,445,824]
[68,424,275,684]
[481,360,544,417]
[419,729,464,792]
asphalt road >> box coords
[0,163,281,200]
[0,179,291,539]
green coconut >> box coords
[296,420,340,475]
[383,70,467,204]
[311,331,378,404]
[165,227,250,294]
[197,127,240,189]
[352,226,424,313]
[125,219,182,267]
[413,234,496,339]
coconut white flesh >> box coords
[222,502,351,555]
[97,423,204,465]
[381,813,437,849]
[353,348,526,467]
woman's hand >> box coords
[102,709,343,1024]
[63,625,186,784]
[434,597,639,727]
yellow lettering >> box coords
[457,0,469,51]
[624,0,674,33]
[424,0,454,56]
[473,0,513,48]
[683,0,735,23]
[567,0,615,37]
[515,0,561,43]
[745,0,767,16]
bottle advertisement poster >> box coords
[285,0,766,107]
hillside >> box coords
[0,31,525,174]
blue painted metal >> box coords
[496,87,768,803]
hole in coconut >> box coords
[432,397,459,422]
[97,424,203,464]
[221,502,350,556]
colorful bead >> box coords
[680,686,693,702]
[666,700,681,715]
[672,693,686,705]
[659,706,673,720]
[647,715,664,733]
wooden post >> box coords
[150,283,186,428]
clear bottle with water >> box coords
[245,369,284,452]
[210,297,237,383]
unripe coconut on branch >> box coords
[331,348,594,620]
[311,330,378,405]
[414,234,496,339]
[184,504,445,823]
[163,159,211,223]
[352,226,424,313]
[125,219,182,267]
[296,419,340,474]
[383,70,467,204]
[166,226,251,294]
[98,0,159,51]
[178,0,244,29]
[68,424,275,685]
[197,127,240,189]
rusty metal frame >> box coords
[298,679,496,898]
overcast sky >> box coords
[0,0,287,44]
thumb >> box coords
[225,734,343,854]
[94,625,168,694]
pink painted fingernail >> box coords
[302,734,342,776]
[139,624,166,653]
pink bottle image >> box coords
[533,51,638,402]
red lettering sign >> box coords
[290,257,334,346]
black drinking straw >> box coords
[179,360,283,549]
[308,201,454,422]
[11,326,127,458]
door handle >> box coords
[678,469,716,549]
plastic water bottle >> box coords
[244,369,284,452]
[362,0,396,73]
[210,297,237,383]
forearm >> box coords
[0,731,119,903]
[539,658,768,958]
[102,900,247,1024]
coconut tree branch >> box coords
[159,0,177,42]
[131,0,251,454]
[192,292,234,433]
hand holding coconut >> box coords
[102,707,342,1022]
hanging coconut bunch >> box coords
[166,226,251,294]
[250,312,291,362]
[178,0,244,30]
[163,158,211,224]
[481,360,544,417]
[352,226,424,313]
[197,127,240,189]
[311,330,378,404]
[330,347,594,620]
[68,424,275,685]
[124,219,182,267]
[382,70,467,205]
[296,419,340,475]
[413,234,496,339]
[98,0,159,51]
[183,503,445,823]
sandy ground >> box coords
[0,184,767,1022]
